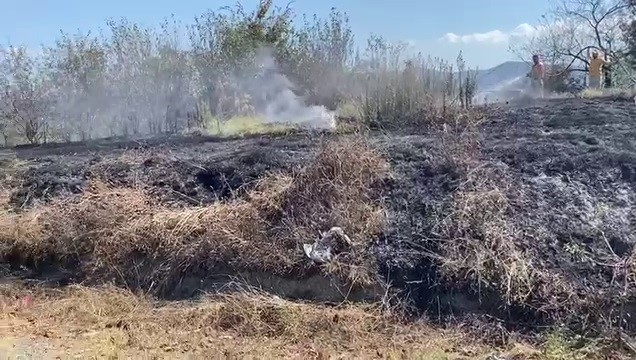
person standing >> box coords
[588,50,609,89]
[528,54,545,98]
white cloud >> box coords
[440,23,540,45]
[511,23,539,38]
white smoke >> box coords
[474,75,529,104]
[474,70,583,105]
[249,47,336,130]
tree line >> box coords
[3,0,635,146]
[0,1,477,146]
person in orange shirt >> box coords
[588,50,609,89]
[527,54,545,98]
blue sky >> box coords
[0,0,552,69]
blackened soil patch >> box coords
[7,135,317,207]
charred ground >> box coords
[2,96,636,342]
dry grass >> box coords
[438,184,582,331]
[0,183,10,213]
[0,137,389,294]
[426,116,538,307]
[431,114,636,335]
[0,283,617,359]
[433,120,583,319]
[0,157,26,223]
[201,115,302,137]
[437,165,540,308]
[0,283,545,359]
[580,88,636,101]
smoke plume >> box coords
[244,47,336,130]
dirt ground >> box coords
[2,96,636,358]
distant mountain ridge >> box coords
[470,61,534,103]
[473,61,529,91]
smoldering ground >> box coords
[4,96,636,336]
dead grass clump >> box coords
[0,285,503,358]
[580,87,636,101]
[0,157,24,213]
[0,189,10,211]
[433,109,488,188]
[264,137,390,284]
[0,137,389,293]
[0,182,156,268]
[437,165,536,306]
[433,120,539,308]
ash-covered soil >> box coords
[4,97,636,332]
[7,135,318,207]
[381,98,636,317]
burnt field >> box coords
[2,96,636,341]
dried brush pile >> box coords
[0,137,390,295]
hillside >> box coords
[1,96,636,358]
[472,61,532,103]
[475,61,529,91]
